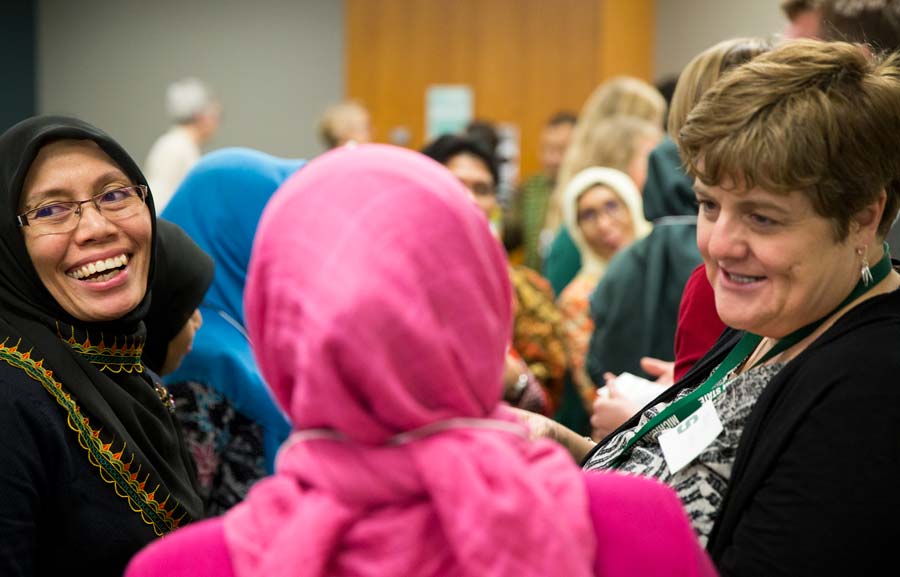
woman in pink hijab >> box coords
[125,144,715,577]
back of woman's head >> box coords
[245,144,512,442]
[420,132,499,184]
[318,100,370,149]
[580,76,667,129]
[581,115,662,177]
[564,77,666,176]
[235,145,597,577]
[143,219,213,374]
[667,37,774,141]
[680,39,900,239]
[162,147,305,323]
[546,77,666,229]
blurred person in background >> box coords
[464,120,505,235]
[576,116,662,196]
[465,119,501,159]
[161,148,305,515]
[506,111,577,270]
[422,133,561,415]
[558,167,651,419]
[141,219,214,378]
[542,76,667,297]
[144,77,221,212]
[422,134,500,227]
[818,0,900,249]
[655,75,680,129]
[318,99,372,150]
[780,0,823,39]
[548,115,661,433]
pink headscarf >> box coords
[226,144,595,577]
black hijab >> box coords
[0,115,203,533]
[143,219,215,375]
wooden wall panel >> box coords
[599,0,655,80]
[346,0,654,180]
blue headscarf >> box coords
[162,147,305,472]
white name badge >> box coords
[658,401,723,475]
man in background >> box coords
[816,0,900,247]
[318,99,372,150]
[781,0,823,39]
[144,77,221,212]
[505,111,576,269]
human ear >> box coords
[852,189,887,244]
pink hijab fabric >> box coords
[225,144,595,577]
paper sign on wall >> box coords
[425,85,473,141]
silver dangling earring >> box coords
[858,247,874,286]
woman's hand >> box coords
[502,353,529,401]
[590,377,642,441]
[590,358,674,440]
[639,357,675,385]
[508,407,596,463]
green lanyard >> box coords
[610,243,893,467]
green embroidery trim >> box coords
[0,340,187,536]
[58,324,145,374]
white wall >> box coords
[38,0,343,165]
[655,0,788,81]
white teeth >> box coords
[67,254,129,280]
[728,272,760,284]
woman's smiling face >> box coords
[19,139,152,322]
[695,179,864,338]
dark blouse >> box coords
[0,360,158,577]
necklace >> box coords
[153,380,176,413]
[725,336,775,381]
[723,353,750,382]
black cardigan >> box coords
[0,361,160,577]
[583,284,900,576]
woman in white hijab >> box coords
[558,167,651,412]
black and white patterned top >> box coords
[584,362,784,545]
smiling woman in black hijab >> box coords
[0,116,203,577]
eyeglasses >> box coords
[577,199,624,224]
[468,182,495,197]
[17,185,149,236]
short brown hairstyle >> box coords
[679,40,900,239]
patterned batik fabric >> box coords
[509,265,570,414]
[168,380,266,516]
[584,362,784,545]
[557,272,602,410]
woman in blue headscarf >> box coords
[161,148,304,515]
